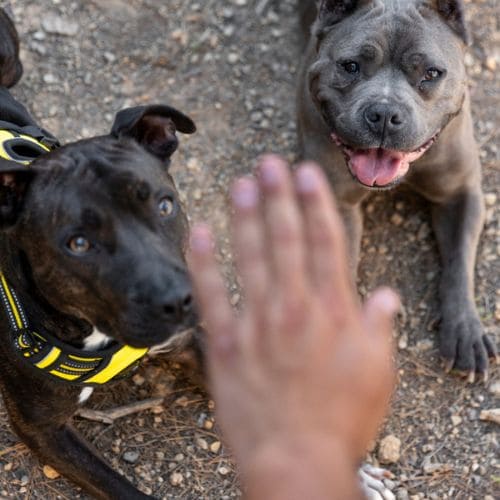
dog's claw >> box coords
[482,370,489,383]
[442,358,454,373]
[467,371,475,384]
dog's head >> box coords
[0,105,198,348]
[308,0,468,188]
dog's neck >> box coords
[0,237,96,348]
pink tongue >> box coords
[349,149,407,187]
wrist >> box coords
[241,435,362,500]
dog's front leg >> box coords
[338,202,364,277]
[431,184,497,380]
[6,396,152,500]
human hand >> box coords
[188,156,399,496]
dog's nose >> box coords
[363,103,404,134]
[161,290,193,322]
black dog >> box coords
[0,9,197,499]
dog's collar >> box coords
[0,120,59,164]
[0,273,149,386]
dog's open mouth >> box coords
[331,132,440,188]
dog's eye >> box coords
[158,196,175,217]
[342,61,360,74]
[67,236,91,254]
[424,67,442,81]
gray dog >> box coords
[297,0,497,381]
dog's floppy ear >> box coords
[433,0,469,44]
[111,105,196,162]
[315,0,370,28]
[0,8,23,88]
[0,159,36,228]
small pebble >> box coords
[396,489,410,500]
[210,441,221,453]
[218,465,231,476]
[123,451,140,464]
[488,381,500,398]
[484,193,497,207]
[391,213,404,226]
[378,435,401,464]
[42,465,60,479]
[42,15,79,36]
[484,57,496,71]
[169,472,184,486]
[132,374,145,386]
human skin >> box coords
[188,155,400,500]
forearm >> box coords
[241,438,363,500]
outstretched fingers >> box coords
[294,163,354,303]
[188,224,235,357]
[231,177,269,321]
[258,155,307,297]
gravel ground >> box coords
[0,0,498,499]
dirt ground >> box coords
[0,0,498,499]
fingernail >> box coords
[295,166,320,194]
[231,178,259,209]
[259,157,284,188]
[189,225,213,253]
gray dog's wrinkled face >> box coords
[309,0,468,188]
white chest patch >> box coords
[78,387,94,404]
[77,328,112,405]
[83,328,112,351]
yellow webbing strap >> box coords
[0,273,149,386]
[84,346,149,385]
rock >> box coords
[378,435,401,464]
[196,437,208,450]
[42,15,79,36]
[132,374,145,386]
[210,441,221,453]
[43,465,60,479]
[227,53,239,64]
[422,462,452,474]
[43,73,57,84]
[396,490,410,500]
[450,415,462,426]
[488,381,500,398]
[122,451,140,464]
[169,472,184,486]
[484,193,497,207]
[391,213,404,226]
[484,57,496,71]
[479,409,500,425]
[218,465,231,476]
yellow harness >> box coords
[0,124,149,386]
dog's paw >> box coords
[440,310,498,383]
[358,464,395,500]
